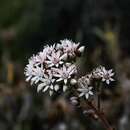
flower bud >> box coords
[70,97,79,105]
[54,84,59,91]
[70,79,77,85]
[63,85,67,92]
[78,46,85,53]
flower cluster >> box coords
[92,66,115,84]
[24,39,85,95]
[77,66,114,100]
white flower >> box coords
[101,67,115,84]
[92,66,115,84]
[37,70,55,92]
[46,51,67,67]
[24,55,37,82]
[35,51,47,65]
[44,44,55,55]
[60,39,80,57]
[30,66,45,85]
[53,65,77,84]
[24,39,85,95]
[92,66,104,79]
[78,86,93,99]
[25,65,34,82]
[60,39,73,48]
[56,43,63,50]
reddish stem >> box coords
[87,101,114,130]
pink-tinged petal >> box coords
[89,91,93,95]
[108,69,113,73]
[26,76,31,82]
[79,93,84,97]
[110,72,114,76]
[60,53,67,60]
[52,79,55,83]
[65,63,72,67]
[63,65,67,72]
[45,60,52,64]
[57,51,61,57]
[51,67,59,72]
[77,88,84,92]
[59,61,63,64]
[31,77,38,83]
[110,78,114,81]
[89,87,93,90]
[67,66,73,73]
[43,85,49,92]
[48,63,54,67]
[43,74,48,79]
[53,74,61,78]
[50,84,53,90]
[47,55,52,61]
[37,83,46,92]
[57,78,63,82]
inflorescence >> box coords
[24,39,115,130]
[24,39,114,99]
[24,39,85,96]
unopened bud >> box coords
[54,84,59,91]
[70,97,79,105]
[70,79,77,85]
[78,46,85,53]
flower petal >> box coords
[43,85,49,92]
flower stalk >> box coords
[97,81,101,111]
[87,101,114,130]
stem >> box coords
[77,76,115,130]
[96,81,101,111]
[87,101,114,130]
[97,91,101,111]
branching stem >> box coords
[87,101,114,130]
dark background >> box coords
[0,0,130,130]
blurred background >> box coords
[0,0,130,130]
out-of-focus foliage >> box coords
[0,0,130,130]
